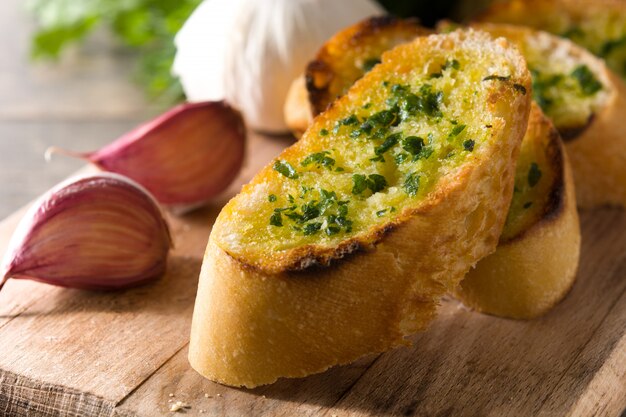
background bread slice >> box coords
[285,16,429,136]
[445,21,626,207]
[457,103,581,319]
[189,30,531,387]
[476,0,626,81]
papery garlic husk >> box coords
[49,101,246,213]
[0,173,172,292]
[172,0,384,133]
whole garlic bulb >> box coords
[173,0,384,133]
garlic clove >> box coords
[49,101,246,213]
[173,0,384,133]
[0,173,172,292]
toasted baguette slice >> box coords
[284,16,430,136]
[457,103,581,319]
[476,0,626,81]
[189,30,531,387]
[288,18,582,320]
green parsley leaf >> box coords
[301,151,335,169]
[352,174,368,195]
[268,194,277,202]
[303,222,322,236]
[448,124,466,139]
[273,160,299,179]
[571,65,602,96]
[269,212,283,227]
[404,172,421,197]
[528,162,542,187]
[442,59,460,70]
[463,139,475,152]
[402,136,425,155]
[368,174,388,193]
[375,133,401,155]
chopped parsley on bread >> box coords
[189,29,531,387]
[286,17,582,320]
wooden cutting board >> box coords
[0,132,624,417]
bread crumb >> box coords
[204,393,209,398]
[170,401,190,412]
[217,393,222,397]
[169,393,175,397]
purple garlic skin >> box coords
[55,101,246,212]
[0,173,172,291]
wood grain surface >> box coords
[0,129,625,416]
[0,0,152,220]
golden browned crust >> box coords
[189,30,532,387]
[456,104,581,319]
[305,16,430,116]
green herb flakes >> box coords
[273,160,298,179]
[301,151,335,169]
[448,124,466,139]
[442,59,460,71]
[528,162,542,187]
[269,212,283,227]
[352,173,388,195]
[571,65,602,96]
[375,133,401,155]
[303,222,322,236]
[404,172,421,197]
[268,194,277,202]
[463,139,475,152]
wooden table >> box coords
[1,1,626,416]
[0,0,152,220]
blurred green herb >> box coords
[27,0,461,101]
[27,0,201,103]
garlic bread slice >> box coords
[287,18,583,320]
[189,30,531,388]
[457,103,581,319]
[477,0,626,81]
[457,22,626,208]
[285,16,429,136]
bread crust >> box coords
[457,104,581,319]
[285,16,429,137]
[189,30,531,387]
[306,15,429,116]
